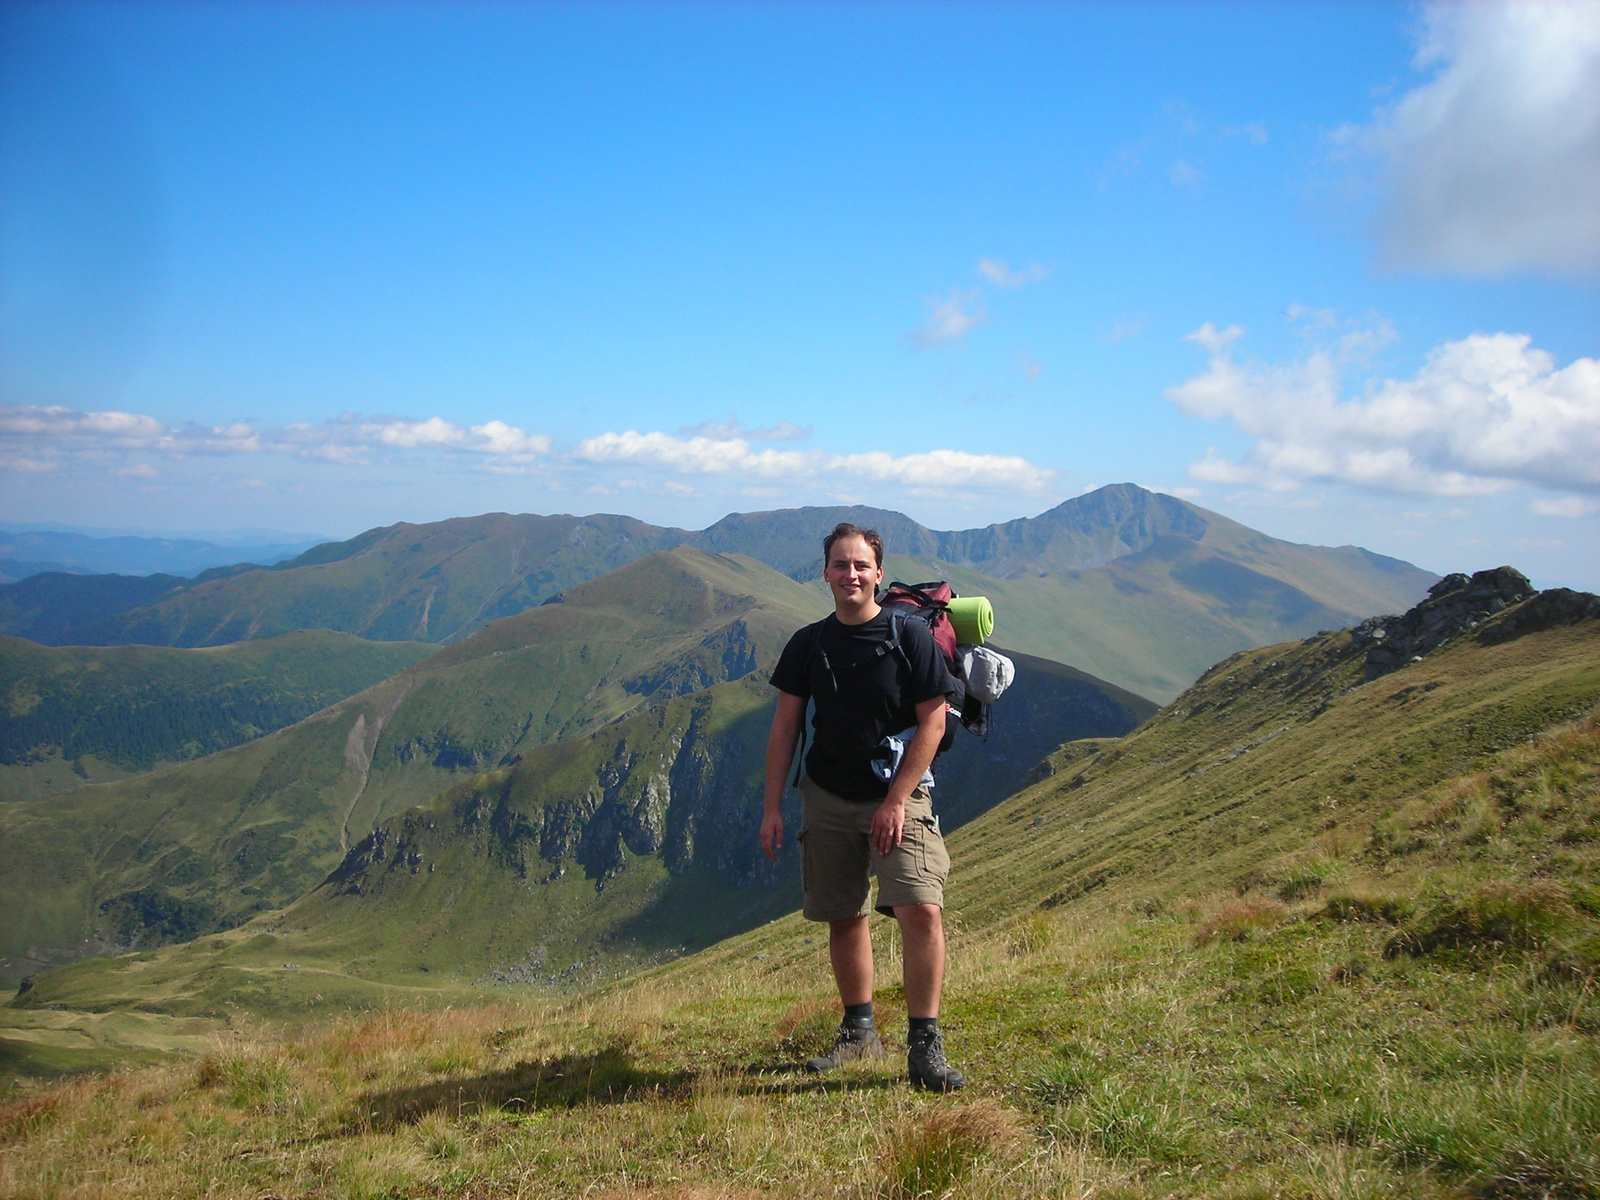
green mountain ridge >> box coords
[0,632,437,803]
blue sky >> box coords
[2,1,1597,589]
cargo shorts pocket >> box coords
[796,827,810,894]
[912,815,950,885]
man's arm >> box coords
[870,694,947,857]
[761,691,806,861]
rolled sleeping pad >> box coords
[946,595,994,645]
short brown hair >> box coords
[823,522,884,568]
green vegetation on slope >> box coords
[0,550,829,985]
[0,632,436,802]
[2,578,1595,1199]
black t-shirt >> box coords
[770,609,955,802]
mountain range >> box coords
[0,485,1434,702]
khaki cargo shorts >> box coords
[797,774,951,921]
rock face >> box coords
[1355,567,1535,681]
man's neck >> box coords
[834,598,882,626]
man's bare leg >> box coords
[893,903,945,1017]
[805,915,882,1073]
[829,915,873,1005]
[895,902,962,1090]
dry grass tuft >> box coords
[1193,899,1286,946]
[881,1100,1025,1199]
[1010,909,1057,957]
[0,1088,67,1146]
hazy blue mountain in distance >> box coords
[0,529,321,579]
[0,560,91,584]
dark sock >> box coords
[908,1016,938,1038]
[843,1001,874,1027]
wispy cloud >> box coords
[1334,1,1600,276]
[1107,317,1144,343]
[1531,495,1600,518]
[907,287,985,348]
[1169,158,1203,188]
[574,430,1052,492]
[1221,122,1269,144]
[680,415,810,442]
[976,258,1049,287]
[0,405,553,469]
[1168,325,1600,496]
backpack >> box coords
[792,581,1010,789]
[878,581,1005,743]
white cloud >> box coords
[1340,1,1600,276]
[0,404,552,468]
[976,259,1049,287]
[1184,323,1244,354]
[681,415,810,442]
[1168,326,1600,496]
[573,431,814,477]
[572,430,1052,493]
[907,288,985,348]
[1531,495,1600,518]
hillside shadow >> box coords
[352,1045,692,1129]
[353,1049,897,1129]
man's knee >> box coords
[892,903,943,938]
[829,915,869,941]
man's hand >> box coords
[871,796,906,857]
[761,809,784,861]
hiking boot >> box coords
[907,1027,964,1092]
[804,1022,884,1073]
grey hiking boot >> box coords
[907,1027,964,1092]
[804,1022,884,1073]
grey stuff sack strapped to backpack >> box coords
[960,646,1015,705]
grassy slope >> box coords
[3,593,1595,1198]
[0,550,828,984]
[0,632,437,803]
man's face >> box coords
[824,535,883,613]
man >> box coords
[760,522,963,1092]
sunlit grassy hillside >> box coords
[3,577,1594,1199]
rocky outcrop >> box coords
[1355,567,1535,681]
[1478,587,1600,645]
